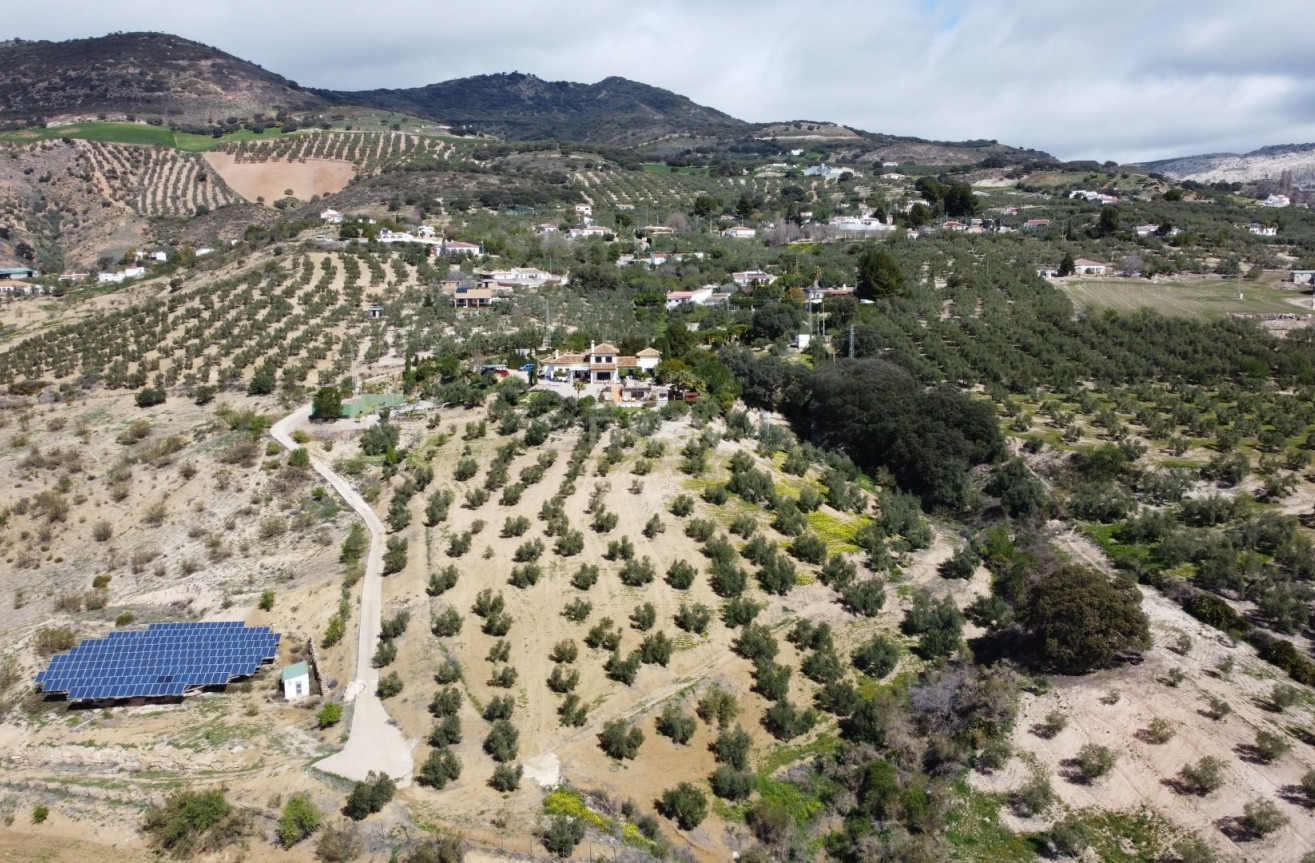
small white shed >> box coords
[282,661,310,700]
[793,333,812,350]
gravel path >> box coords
[272,405,414,785]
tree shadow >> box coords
[1277,785,1314,809]
[1233,744,1273,765]
[1058,758,1093,786]
[1216,816,1261,842]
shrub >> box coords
[841,578,886,617]
[563,599,594,624]
[604,650,641,685]
[547,664,580,693]
[1177,755,1226,795]
[1241,797,1288,838]
[670,493,695,515]
[640,631,673,666]
[427,565,459,596]
[675,602,712,634]
[619,556,656,587]
[666,559,697,590]
[376,672,403,698]
[555,529,585,556]
[733,624,778,663]
[417,747,462,789]
[278,793,322,847]
[431,608,462,637]
[709,560,748,597]
[751,660,791,701]
[710,766,756,800]
[429,715,462,747]
[700,689,741,731]
[598,719,644,760]
[1143,717,1174,744]
[1036,710,1068,739]
[509,563,541,588]
[763,698,817,741]
[658,783,708,830]
[502,515,531,537]
[851,635,899,678]
[1075,744,1117,781]
[1013,770,1054,816]
[488,666,518,688]
[382,537,408,574]
[543,816,585,857]
[343,772,395,820]
[372,640,397,668]
[490,763,522,792]
[571,564,599,590]
[790,533,827,565]
[1253,730,1292,763]
[483,720,519,762]
[258,589,275,612]
[143,789,248,857]
[685,518,716,542]
[656,705,697,744]
[549,639,578,664]
[135,387,166,408]
[558,693,588,726]
[630,602,656,631]
[429,687,462,717]
[434,659,462,684]
[719,597,760,630]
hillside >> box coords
[316,72,748,145]
[0,32,323,125]
[1140,142,1315,187]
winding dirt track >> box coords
[271,405,413,784]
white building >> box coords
[665,287,715,309]
[573,204,593,218]
[829,216,893,235]
[568,225,611,240]
[540,344,662,384]
[1072,259,1108,276]
[440,240,481,257]
[149,251,168,263]
[722,226,756,239]
[1263,194,1291,208]
[320,209,343,224]
[97,266,147,284]
[1290,270,1315,285]
[732,270,776,287]
[281,661,310,700]
[1249,223,1278,237]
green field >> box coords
[1057,277,1311,320]
[0,122,294,151]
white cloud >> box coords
[7,0,1315,161]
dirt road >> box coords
[271,406,413,784]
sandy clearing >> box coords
[203,153,355,204]
[975,529,1315,863]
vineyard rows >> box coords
[210,131,454,174]
[573,169,824,213]
[75,140,243,217]
[0,251,404,392]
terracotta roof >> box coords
[617,357,639,368]
[593,343,620,354]
[636,348,662,357]
[549,353,586,364]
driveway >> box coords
[271,406,414,785]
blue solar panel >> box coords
[36,622,281,701]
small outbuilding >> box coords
[282,661,311,700]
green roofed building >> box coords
[281,661,310,700]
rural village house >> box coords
[540,343,662,384]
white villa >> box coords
[722,226,757,239]
[540,343,662,384]
[97,266,146,284]
[440,240,481,256]
[732,270,777,287]
[1072,259,1108,276]
[320,209,343,224]
[665,287,715,309]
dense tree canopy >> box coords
[807,360,1003,508]
[1019,565,1151,673]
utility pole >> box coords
[848,324,854,359]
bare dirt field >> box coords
[203,153,356,204]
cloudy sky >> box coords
[9,0,1315,162]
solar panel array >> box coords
[36,622,281,701]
